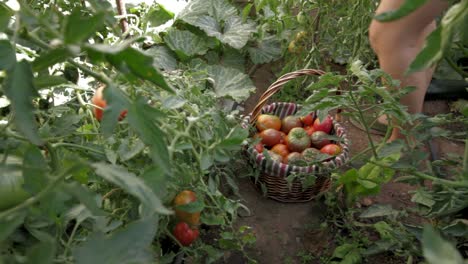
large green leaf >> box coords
[422,225,464,264]
[191,15,255,49]
[73,217,158,264]
[164,29,209,59]
[4,60,43,145]
[127,99,171,175]
[0,211,26,241]
[26,236,56,264]
[248,36,282,64]
[177,0,236,24]
[145,3,174,27]
[22,146,48,194]
[92,162,172,215]
[177,0,255,49]
[0,40,16,71]
[64,10,105,44]
[145,46,177,71]
[205,65,255,102]
[374,0,428,22]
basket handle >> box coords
[249,69,339,124]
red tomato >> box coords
[173,222,199,246]
[256,114,281,132]
[279,131,287,144]
[304,126,315,136]
[281,116,302,134]
[91,86,127,122]
[286,127,311,152]
[271,144,290,160]
[301,113,315,126]
[173,190,200,226]
[259,128,283,147]
[320,144,342,156]
[312,115,333,134]
[310,131,331,149]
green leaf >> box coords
[442,219,468,237]
[145,46,177,71]
[64,10,105,44]
[356,178,378,189]
[205,65,255,102]
[117,139,145,162]
[377,140,405,158]
[201,212,226,225]
[332,243,355,258]
[26,236,56,264]
[32,48,69,71]
[146,4,174,27]
[62,182,106,216]
[407,26,443,73]
[127,99,171,175]
[0,39,16,71]
[411,189,435,207]
[338,168,359,184]
[0,211,26,241]
[73,217,158,264]
[33,75,69,89]
[194,16,255,49]
[0,3,13,32]
[360,204,398,218]
[22,146,48,194]
[106,47,174,93]
[374,0,428,22]
[218,126,248,150]
[4,60,43,145]
[175,200,205,213]
[248,36,282,64]
[140,166,168,198]
[164,29,209,59]
[92,162,172,215]
[422,225,464,264]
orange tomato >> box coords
[173,190,201,226]
[256,114,281,132]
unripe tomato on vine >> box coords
[91,85,127,122]
[173,190,201,226]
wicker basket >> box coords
[242,69,350,203]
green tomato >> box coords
[0,160,30,211]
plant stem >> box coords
[52,142,105,155]
[463,137,468,179]
[348,89,379,158]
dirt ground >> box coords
[222,64,466,264]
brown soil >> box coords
[221,65,466,264]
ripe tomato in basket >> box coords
[256,114,281,132]
[320,144,342,156]
[301,114,315,126]
[259,128,283,147]
[311,131,331,149]
[271,143,290,159]
[286,127,311,152]
[281,116,302,134]
[313,115,333,134]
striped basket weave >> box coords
[241,69,350,202]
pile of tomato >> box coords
[253,113,342,165]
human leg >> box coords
[368,0,448,142]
